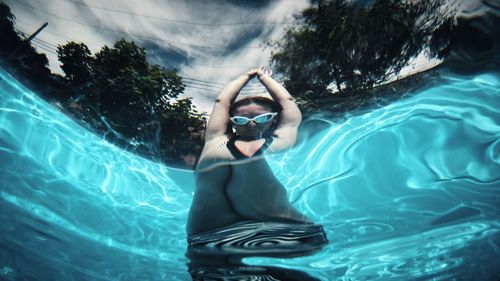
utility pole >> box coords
[8,22,48,60]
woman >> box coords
[187,66,322,242]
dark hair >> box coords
[229,96,282,116]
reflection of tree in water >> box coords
[429,0,500,72]
[271,0,450,101]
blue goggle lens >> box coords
[230,113,277,125]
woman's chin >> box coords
[239,132,261,138]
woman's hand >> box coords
[257,65,272,79]
[247,66,272,80]
[247,68,259,78]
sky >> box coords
[5,0,313,114]
[5,0,441,114]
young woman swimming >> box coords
[187,66,313,237]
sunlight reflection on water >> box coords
[0,68,499,280]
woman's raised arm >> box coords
[204,70,257,141]
[257,66,302,148]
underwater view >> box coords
[1,0,499,280]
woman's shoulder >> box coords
[196,135,233,164]
[205,134,233,151]
[266,131,297,154]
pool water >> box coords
[0,67,499,280]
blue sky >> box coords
[5,0,312,113]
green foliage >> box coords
[271,0,448,102]
[1,1,47,68]
[0,2,58,100]
[57,39,205,166]
[2,1,204,167]
[0,1,14,27]
[57,41,93,89]
[0,2,17,57]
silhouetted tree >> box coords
[2,1,204,167]
[57,39,205,165]
[271,0,449,105]
[57,41,94,91]
[0,2,67,101]
[0,2,17,57]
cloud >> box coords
[5,0,311,113]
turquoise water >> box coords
[0,66,499,280]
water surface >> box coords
[0,67,499,280]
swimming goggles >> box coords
[230,112,278,125]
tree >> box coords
[57,41,94,90]
[0,2,19,58]
[271,0,448,101]
[0,2,57,100]
[1,1,205,167]
[56,39,206,165]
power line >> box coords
[32,37,58,49]
[52,0,300,27]
[17,15,440,95]
[180,85,219,94]
[182,76,264,89]
[26,36,254,92]
[182,81,263,94]
[20,27,442,92]
[16,0,272,50]
[15,18,104,49]
[29,32,442,94]
[182,78,264,92]
[32,41,58,55]
[20,28,268,72]
[8,22,48,60]
[178,60,270,69]
[181,76,226,87]
[182,81,223,90]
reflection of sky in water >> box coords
[0,67,499,280]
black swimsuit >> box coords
[187,134,327,268]
[226,135,274,159]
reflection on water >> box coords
[0,66,499,280]
[187,221,327,280]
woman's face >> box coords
[231,103,276,139]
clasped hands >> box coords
[247,65,272,80]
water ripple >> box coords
[1,67,499,279]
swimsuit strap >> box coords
[261,135,274,152]
[227,135,274,159]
